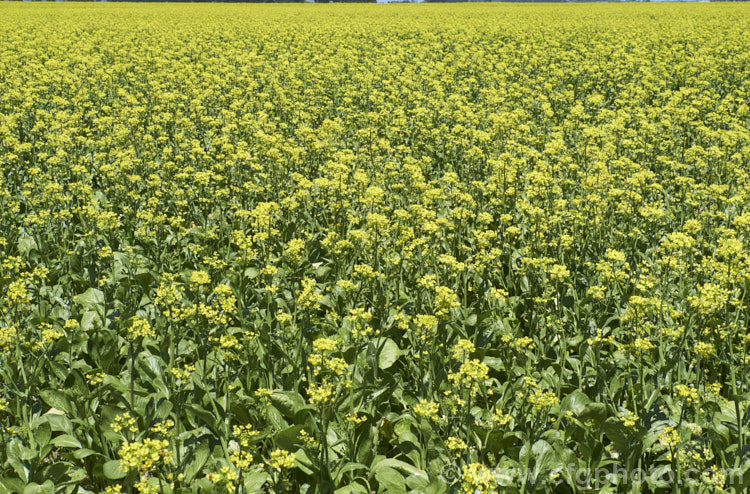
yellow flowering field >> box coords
[2,3,750,493]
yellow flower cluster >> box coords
[170,363,195,383]
[411,314,438,344]
[213,284,237,312]
[230,450,253,470]
[451,339,476,361]
[433,286,461,319]
[460,463,497,494]
[658,426,681,449]
[232,424,259,447]
[209,334,242,360]
[308,382,336,406]
[346,308,374,340]
[39,323,64,346]
[413,399,440,422]
[128,317,154,340]
[298,429,318,447]
[448,359,489,395]
[446,436,467,456]
[525,389,560,411]
[267,449,296,471]
[118,438,173,472]
[5,280,31,306]
[308,338,349,377]
[112,412,138,434]
[296,277,324,310]
[149,419,174,437]
[619,411,639,428]
[0,325,14,353]
[206,467,238,492]
[189,270,211,286]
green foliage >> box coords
[0,3,750,494]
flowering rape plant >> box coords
[2,3,750,493]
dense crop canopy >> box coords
[1,3,750,493]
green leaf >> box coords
[276,425,304,451]
[80,310,102,331]
[183,442,210,483]
[103,460,126,480]
[577,402,607,424]
[483,356,504,371]
[373,466,406,494]
[270,391,305,418]
[50,435,82,449]
[267,405,288,430]
[244,471,271,492]
[645,464,673,489]
[561,390,591,415]
[7,453,29,483]
[0,477,26,494]
[185,404,216,429]
[39,390,73,416]
[423,476,448,494]
[376,338,402,370]
[23,483,53,494]
[334,483,369,494]
[315,264,332,281]
[601,418,630,454]
[73,448,99,460]
[244,267,260,279]
[335,463,369,480]
[34,423,52,448]
[44,413,73,434]
[18,235,38,257]
[23,482,50,494]
[405,473,430,490]
[73,288,105,311]
[372,458,428,484]
[294,448,315,475]
[530,439,559,483]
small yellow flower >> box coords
[413,399,440,422]
[619,411,639,428]
[232,424,259,447]
[268,449,296,471]
[445,436,467,456]
[189,270,211,285]
[112,412,138,434]
[230,450,253,469]
[460,463,497,494]
[451,339,475,360]
[128,317,154,340]
[658,426,680,448]
[118,438,173,472]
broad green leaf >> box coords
[561,390,591,415]
[276,425,305,451]
[103,460,126,480]
[376,338,402,370]
[577,402,608,424]
[50,435,82,449]
[373,466,406,494]
[244,471,271,492]
[183,442,210,483]
[294,448,315,475]
[73,288,105,311]
[39,390,73,416]
[334,483,369,494]
[372,458,428,483]
[34,423,51,448]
